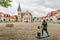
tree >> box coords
[14,15,18,22]
[0,0,11,8]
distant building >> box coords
[56,14,60,22]
[18,3,21,22]
[22,11,32,22]
[0,12,16,22]
[4,14,10,22]
[33,17,41,22]
[45,10,60,22]
[10,16,16,22]
[39,16,47,22]
[0,12,4,22]
[45,13,52,22]
[50,10,60,22]
[18,11,32,22]
[55,10,60,22]
[18,3,32,23]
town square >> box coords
[0,0,60,40]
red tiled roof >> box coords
[0,11,10,17]
[20,12,32,18]
[47,11,57,17]
[10,16,15,19]
[47,13,51,17]
[56,10,60,12]
[4,14,10,17]
[21,12,25,18]
[40,16,46,19]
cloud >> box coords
[39,0,60,9]
[0,0,59,17]
[0,0,19,15]
[20,0,55,17]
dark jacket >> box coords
[42,21,47,30]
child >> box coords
[37,26,41,39]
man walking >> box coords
[42,20,49,37]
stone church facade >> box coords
[18,3,32,22]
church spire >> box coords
[18,3,21,12]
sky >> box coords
[0,0,60,17]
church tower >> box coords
[18,3,21,12]
[18,3,21,22]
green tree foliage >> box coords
[0,0,11,8]
[14,15,18,22]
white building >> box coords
[0,13,4,22]
[22,11,32,22]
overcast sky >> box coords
[0,0,59,17]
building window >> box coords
[57,18,60,20]
[4,19,5,21]
[7,15,8,17]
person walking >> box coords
[42,20,49,37]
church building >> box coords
[18,3,32,22]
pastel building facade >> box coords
[18,3,32,23]
[0,12,16,22]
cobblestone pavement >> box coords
[0,23,60,40]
